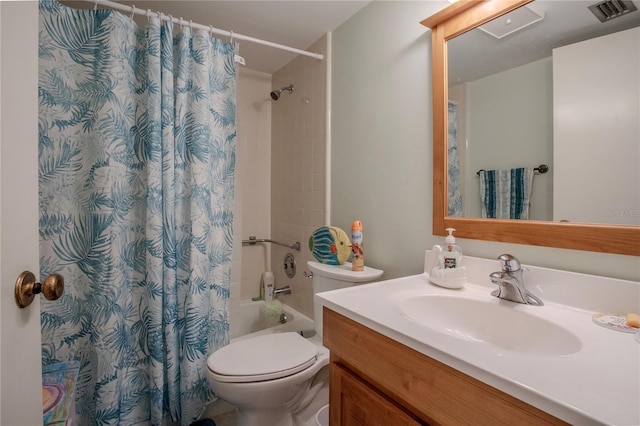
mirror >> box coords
[446,0,639,224]
[422,0,640,255]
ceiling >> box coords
[60,0,639,81]
[63,0,371,74]
[448,0,640,85]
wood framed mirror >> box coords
[422,0,640,256]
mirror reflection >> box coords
[446,0,639,225]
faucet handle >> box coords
[498,254,521,272]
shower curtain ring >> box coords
[146,9,152,22]
[229,30,234,43]
[129,5,135,22]
[189,20,193,31]
[93,0,98,11]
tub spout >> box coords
[274,285,292,298]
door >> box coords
[0,2,44,424]
[330,363,424,426]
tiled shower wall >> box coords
[231,67,273,315]
[232,35,327,321]
[270,35,328,319]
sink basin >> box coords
[401,295,582,356]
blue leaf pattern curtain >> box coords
[38,1,236,424]
[448,102,463,216]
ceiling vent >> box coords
[478,4,545,39]
[588,0,638,22]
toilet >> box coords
[206,260,383,426]
[307,261,384,337]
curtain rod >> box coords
[83,0,325,61]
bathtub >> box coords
[201,300,325,425]
[229,299,315,341]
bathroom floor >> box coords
[210,411,321,426]
[208,403,326,426]
[210,411,236,426]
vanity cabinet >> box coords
[323,307,567,425]
[331,363,423,425]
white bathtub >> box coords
[229,299,315,341]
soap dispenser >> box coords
[441,228,462,269]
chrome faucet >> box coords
[274,285,292,298]
[489,254,543,306]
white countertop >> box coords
[316,256,640,425]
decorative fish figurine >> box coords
[309,226,351,265]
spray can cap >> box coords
[351,220,362,231]
[445,228,456,244]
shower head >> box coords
[270,84,294,101]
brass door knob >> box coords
[14,271,64,308]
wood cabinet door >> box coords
[330,363,425,426]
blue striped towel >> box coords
[479,168,534,219]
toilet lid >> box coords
[207,332,318,383]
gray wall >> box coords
[331,1,639,282]
[331,1,434,279]
[467,57,553,220]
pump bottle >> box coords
[441,228,462,269]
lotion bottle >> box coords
[441,228,462,269]
[262,271,275,303]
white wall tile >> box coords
[236,67,273,303]
[271,35,328,320]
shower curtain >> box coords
[448,102,463,216]
[38,1,236,424]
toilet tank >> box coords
[308,261,383,336]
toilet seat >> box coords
[207,332,318,383]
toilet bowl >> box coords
[207,332,329,426]
[206,261,383,426]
